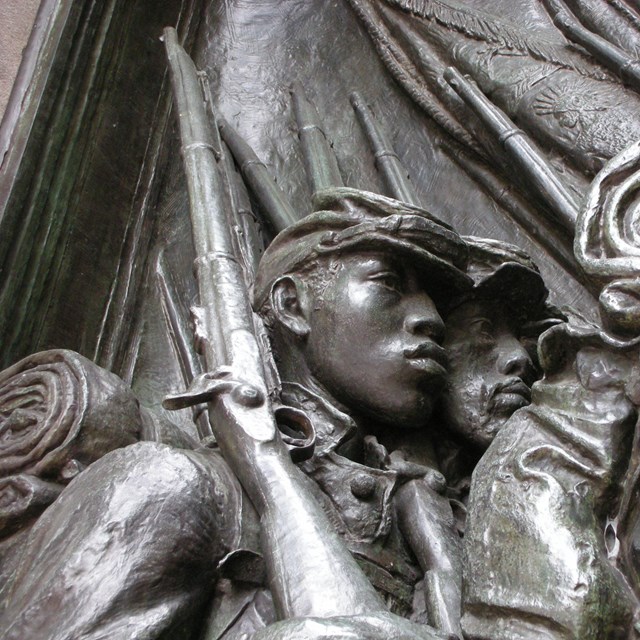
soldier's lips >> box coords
[489,378,531,412]
[403,342,447,379]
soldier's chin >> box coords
[371,393,436,430]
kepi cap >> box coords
[253,188,473,310]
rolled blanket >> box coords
[0,350,142,481]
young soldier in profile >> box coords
[0,188,472,640]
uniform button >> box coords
[350,473,377,500]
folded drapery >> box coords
[0,474,63,538]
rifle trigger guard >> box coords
[274,405,316,463]
[162,368,265,410]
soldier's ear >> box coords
[270,276,311,337]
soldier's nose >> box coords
[496,335,534,380]
[404,298,445,342]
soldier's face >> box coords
[441,299,535,449]
[304,251,447,428]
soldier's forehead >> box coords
[322,249,415,267]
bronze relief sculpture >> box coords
[1,1,640,638]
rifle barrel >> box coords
[164,28,256,372]
[219,120,297,233]
[444,66,579,233]
[350,92,421,206]
[292,82,344,193]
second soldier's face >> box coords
[441,299,536,449]
[304,251,447,429]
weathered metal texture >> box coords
[0,1,639,639]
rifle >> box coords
[161,27,384,620]
[443,67,579,233]
[541,0,640,92]
[350,91,421,207]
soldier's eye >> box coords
[470,317,494,339]
[371,271,403,292]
